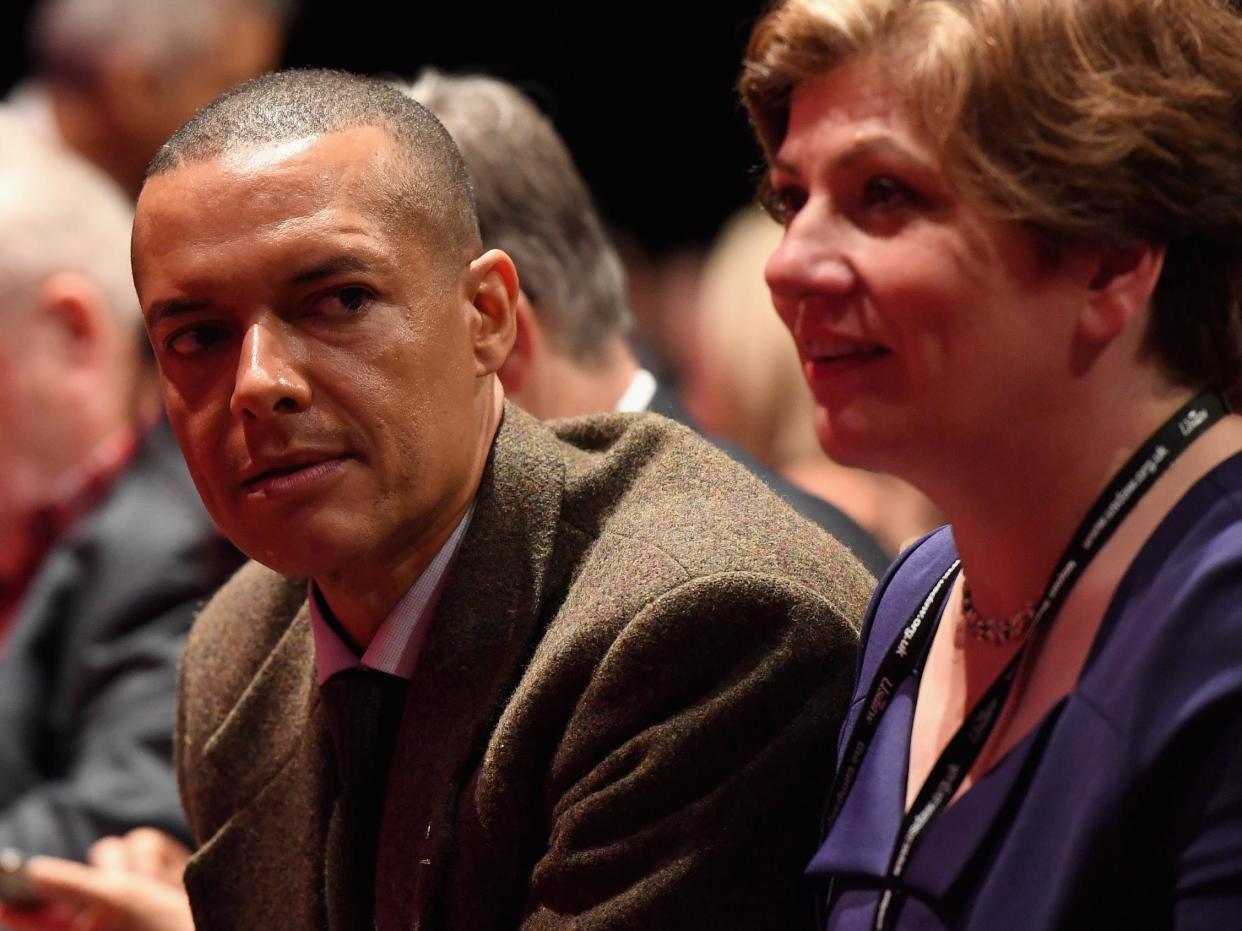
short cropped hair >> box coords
[148,69,480,262]
[32,0,297,84]
[741,0,1242,394]
[0,113,137,327]
[404,70,631,365]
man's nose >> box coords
[764,206,856,324]
[229,321,311,421]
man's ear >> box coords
[1078,242,1166,344]
[466,249,519,377]
[34,271,114,370]
[497,293,540,396]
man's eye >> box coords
[761,183,807,225]
[860,176,921,212]
[335,286,371,312]
[311,286,373,317]
[166,325,229,357]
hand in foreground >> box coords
[0,830,194,931]
[84,830,190,888]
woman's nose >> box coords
[765,207,856,322]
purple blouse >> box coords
[809,453,1242,929]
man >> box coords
[0,117,241,863]
[404,70,890,575]
[6,70,869,930]
[10,0,296,196]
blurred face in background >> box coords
[763,60,1094,482]
[129,5,284,171]
[48,3,285,196]
[0,296,107,523]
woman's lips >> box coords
[804,346,892,388]
[811,344,889,363]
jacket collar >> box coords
[375,402,566,927]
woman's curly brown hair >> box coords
[741,0,1242,395]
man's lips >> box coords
[240,453,351,495]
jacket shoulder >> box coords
[549,410,873,610]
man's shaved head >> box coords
[148,69,481,260]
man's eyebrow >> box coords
[288,255,376,286]
[147,299,211,328]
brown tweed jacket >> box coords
[176,404,872,931]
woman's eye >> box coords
[762,183,807,224]
[860,176,921,212]
[166,325,228,357]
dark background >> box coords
[0,1,770,254]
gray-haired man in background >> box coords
[404,70,889,574]
[0,115,240,869]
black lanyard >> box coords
[822,390,1228,931]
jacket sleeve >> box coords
[0,440,241,862]
[0,561,197,859]
[521,571,859,930]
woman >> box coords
[741,0,1242,927]
[686,206,941,556]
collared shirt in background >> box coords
[614,368,658,413]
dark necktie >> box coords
[320,667,408,931]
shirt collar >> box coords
[308,502,475,684]
[614,367,658,413]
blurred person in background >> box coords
[406,68,890,574]
[404,71,639,422]
[686,206,941,556]
[744,0,1242,926]
[0,115,240,868]
[614,234,707,393]
[10,0,297,197]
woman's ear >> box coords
[1078,242,1166,344]
[466,249,519,377]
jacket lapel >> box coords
[186,604,337,930]
[375,406,565,929]
[194,604,321,826]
